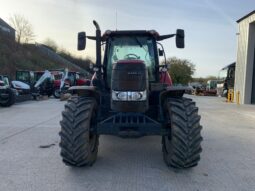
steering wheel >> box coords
[124,53,140,60]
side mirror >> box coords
[158,49,164,56]
[176,29,185,48]
[89,63,94,70]
[77,32,86,50]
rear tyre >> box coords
[162,97,202,168]
[59,96,99,167]
[0,88,15,107]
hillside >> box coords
[0,32,92,79]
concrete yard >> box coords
[0,96,255,191]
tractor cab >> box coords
[16,71,36,85]
[77,27,185,113]
[0,75,10,87]
[104,33,157,85]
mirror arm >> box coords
[157,42,167,66]
[87,36,96,40]
[157,34,175,41]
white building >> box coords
[235,10,255,104]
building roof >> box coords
[222,62,236,70]
[0,18,15,31]
[237,10,255,23]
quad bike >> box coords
[59,21,203,169]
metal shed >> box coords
[235,10,255,104]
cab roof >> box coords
[102,30,159,40]
[221,62,236,70]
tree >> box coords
[192,76,218,84]
[43,38,58,52]
[165,57,195,85]
[9,14,35,44]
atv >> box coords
[59,21,203,169]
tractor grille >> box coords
[111,60,148,91]
[114,72,143,81]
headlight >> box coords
[116,92,128,100]
[112,90,147,101]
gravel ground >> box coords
[0,96,255,191]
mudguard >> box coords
[11,81,30,90]
[68,86,100,103]
[160,86,190,104]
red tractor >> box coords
[53,69,90,98]
[59,21,202,169]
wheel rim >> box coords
[54,90,60,97]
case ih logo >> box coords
[127,72,142,80]
[127,72,142,75]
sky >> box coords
[0,0,254,77]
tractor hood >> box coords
[111,60,149,112]
[111,60,148,91]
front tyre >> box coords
[162,97,202,168]
[0,88,15,107]
[59,97,99,167]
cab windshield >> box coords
[107,36,156,85]
[218,69,227,80]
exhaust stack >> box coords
[93,20,102,79]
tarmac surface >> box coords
[0,96,255,191]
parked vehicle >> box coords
[0,75,15,107]
[203,80,219,96]
[217,62,236,97]
[16,70,59,98]
[59,21,202,169]
[54,68,90,98]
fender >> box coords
[68,86,100,103]
[159,86,191,105]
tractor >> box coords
[59,21,203,169]
[54,68,90,99]
[16,70,53,98]
[217,62,236,97]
